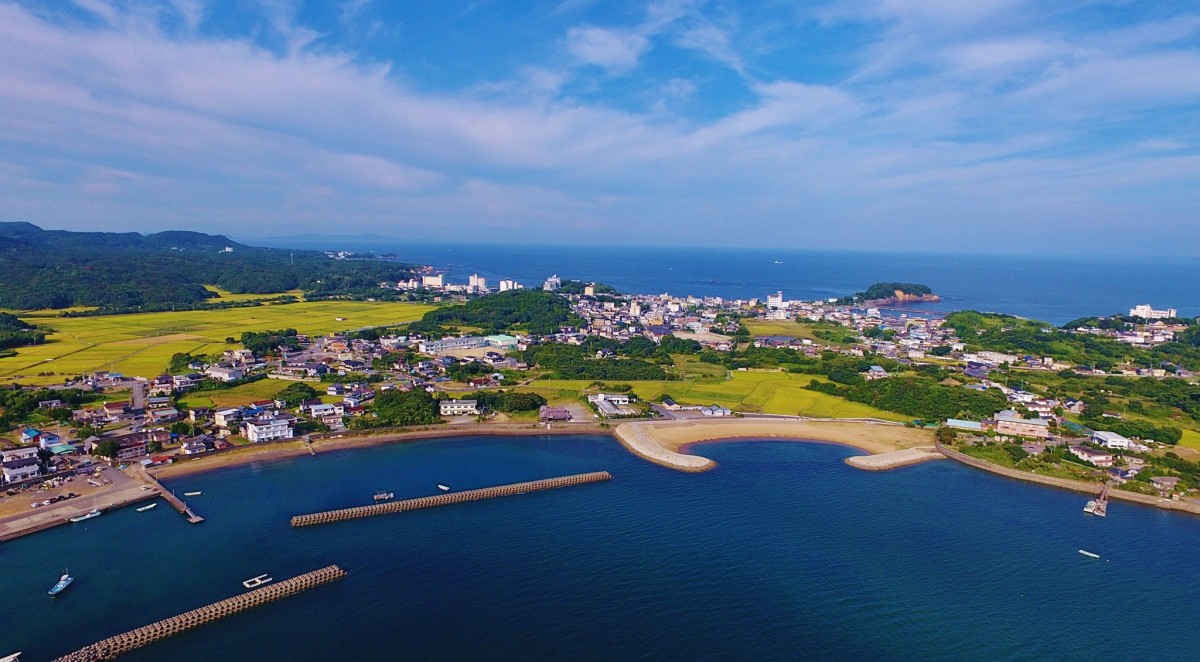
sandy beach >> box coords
[614,418,939,472]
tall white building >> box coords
[767,291,784,310]
[1129,304,1177,319]
[421,274,445,288]
[543,274,561,291]
[468,274,487,293]
[499,279,519,292]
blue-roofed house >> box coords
[945,419,984,432]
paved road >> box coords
[0,467,155,541]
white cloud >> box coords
[566,26,651,73]
[0,1,1196,253]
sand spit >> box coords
[614,418,936,472]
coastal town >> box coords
[3,260,1199,549]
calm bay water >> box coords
[255,239,1200,325]
[5,435,1200,660]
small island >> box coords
[845,282,940,306]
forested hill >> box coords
[0,222,418,310]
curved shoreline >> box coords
[613,418,942,473]
[936,442,1200,516]
[154,423,607,479]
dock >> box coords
[52,565,347,662]
[291,471,613,528]
[129,465,204,524]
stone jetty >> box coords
[291,471,613,528]
[53,565,347,661]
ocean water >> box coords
[5,435,1200,661]
[255,239,1200,325]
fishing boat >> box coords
[136,503,157,512]
[374,491,394,501]
[437,484,451,492]
[48,571,73,597]
[0,651,22,662]
[1083,484,1110,517]
[68,509,101,523]
[183,491,202,497]
[242,574,273,589]
[1078,549,1100,559]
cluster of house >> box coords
[946,413,1186,495]
[570,292,738,350]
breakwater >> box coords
[291,471,613,528]
[52,565,347,662]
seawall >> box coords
[936,442,1200,516]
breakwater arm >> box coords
[53,565,347,662]
[291,471,613,528]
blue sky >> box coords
[1,0,1198,253]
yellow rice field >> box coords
[521,370,908,420]
[1,301,435,385]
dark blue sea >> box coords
[252,239,1200,325]
[6,435,1200,660]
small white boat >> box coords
[183,491,202,497]
[374,491,394,501]
[136,503,157,512]
[437,484,450,492]
[1078,549,1100,559]
[0,651,22,662]
[242,574,273,589]
[69,509,101,523]
[49,571,73,596]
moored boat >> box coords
[183,491,202,496]
[437,484,450,492]
[242,574,273,589]
[1083,484,1109,517]
[1078,549,1100,559]
[48,572,73,596]
[136,503,157,512]
[69,509,101,523]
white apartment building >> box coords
[440,400,479,416]
[1129,304,1178,319]
[242,415,295,442]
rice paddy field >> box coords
[521,370,909,421]
[1,301,435,385]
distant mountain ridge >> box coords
[0,222,418,311]
[0,222,238,250]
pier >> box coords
[52,565,347,662]
[291,471,613,528]
[130,465,204,523]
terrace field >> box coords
[0,301,435,385]
[520,370,909,421]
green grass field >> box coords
[1,301,435,385]
[742,319,855,347]
[521,370,908,420]
[177,379,304,409]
